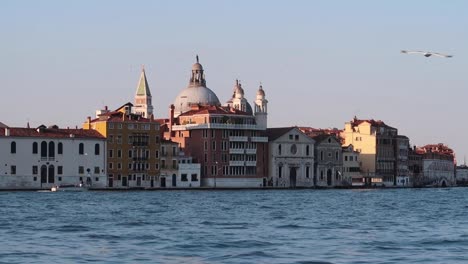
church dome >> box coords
[174,86,220,115]
[192,62,203,71]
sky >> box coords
[1,0,468,160]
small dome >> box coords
[192,62,203,71]
[257,85,265,97]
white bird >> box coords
[401,50,453,58]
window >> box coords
[117,149,122,158]
[278,144,282,155]
[345,156,348,161]
[191,174,198,181]
[108,123,114,129]
[172,160,177,169]
[306,166,310,178]
[11,142,16,154]
[320,151,323,160]
[295,135,299,141]
[41,141,47,158]
[79,166,84,174]
[109,163,113,169]
[48,142,55,158]
[155,150,159,158]
[94,167,100,174]
[204,141,208,151]
[306,145,310,156]
[289,134,293,140]
[79,143,84,155]
[33,142,38,154]
[181,174,188,181]
[117,163,122,169]
[117,123,122,129]
[128,150,133,158]
[155,163,159,170]
[161,160,166,169]
[211,130,215,138]
[108,135,114,143]
[109,149,113,158]
[58,143,63,154]
[32,166,38,175]
[57,166,63,175]
[155,136,160,143]
[212,141,216,151]
[95,144,100,155]
[172,146,177,155]
[278,166,283,178]
[335,151,339,161]
[117,135,122,144]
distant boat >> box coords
[50,183,89,192]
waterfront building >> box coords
[266,127,315,187]
[416,144,455,187]
[455,165,468,186]
[342,145,361,186]
[0,125,106,189]
[84,103,161,188]
[408,146,423,187]
[161,57,269,187]
[343,117,399,186]
[312,134,344,187]
[159,139,201,188]
[395,135,410,186]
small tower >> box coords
[134,66,154,118]
[231,80,248,112]
[254,83,268,129]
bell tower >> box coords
[254,83,268,129]
[134,66,154,118]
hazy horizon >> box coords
[1,1,467,160]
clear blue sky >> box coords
[1,0,467,160]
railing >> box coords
[245,149,257,154]
[245,161,257,166]
[172,123,264,131]
[229,136,248,142]
[229,149,245,154]
[229,161,245,166]
[251,136,268,142]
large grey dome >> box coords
[174,85,220,116]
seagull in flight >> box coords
[401,50,453,58]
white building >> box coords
[159,140,201,188]
[456,165,468,186]
[266,127,315,187]
[342,145,361,186]
[0,125,107,190]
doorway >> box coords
[327,169,332,186]
[289,167,297,187]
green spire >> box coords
[136,66,151,96]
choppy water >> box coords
[1,188,467,264]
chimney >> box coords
[169,104,175,132]
[105,105,108,111]
[87,116,92,129]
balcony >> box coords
[245,161,257,166]
[172,123,264,131]
[251,136,268,143]
[229,161,245,166]
[229,148,245,154]
[229,136,248,142]
[132,142,148,147]
[245,149,257,154]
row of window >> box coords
[108,123,156,130]
[201,129,259,138]
[7,165,100,175]
[9,141,101,156]
[108,134,160,144]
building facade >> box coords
[416,144,455,187]
[266,127,315,188]
[343,117,399,186]
[342,145,361,186]
[84,103,161,188]
[0,126,106,189]
[395,135,410,186]
[313,134,344,187]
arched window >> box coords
[335,151,339,161]
[79,143,84,155]
[95,143,100,155]
[58,143,63,154]
[48,142,55,158]
[306,145,310,156]
[41,141,47,158]
[11,141,16,154]
[320,151,323,161]
[278,144,282,155]
[32,142,38,154]
[48,165,55,183]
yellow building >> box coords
[84,103,161,188]
[343,117,397,186]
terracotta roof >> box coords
[0,127,105,139]
[90,111,156,123]
[178,105,250,117]
[0,122,7,128]
[350,118,396,130]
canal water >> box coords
[1,188,467,264]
